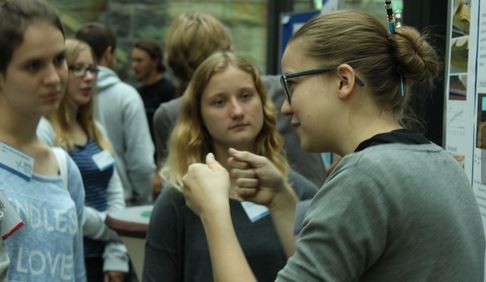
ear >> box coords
[101,46,113,66]
[336,64,358,99]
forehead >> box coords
[73,48,95,64]
[281,39,310,72]
[204,66,255,92]
[132,48,150,58]
[10,22,65,64]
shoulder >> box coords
[109,80,140,100]
[154,97,183,120]
[153,187,185,209]
[160,96,183,109]
[151,187,185,219]
[98,69,139,97]
[38,117,54,130]
[51,147,84,194]
[334,143,444,177]
[36,117,55,143]
[261,75,285,102]
[288,169,318,200]
[159,77,176,89]
[94,121,109,138]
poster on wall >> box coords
[471,0,486,226]
[445,0,486,278]
[444,0,474,179]
[445,0,486,276]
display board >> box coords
[279,10,320,63]
[444,0,486,277]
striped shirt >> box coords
[70,139,114,258]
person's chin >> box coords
[227,137,254,151]
[39,103,60,117]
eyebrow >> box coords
[21,49,66,63]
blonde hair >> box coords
[164,12,233,94]
[48,39,112,151]
[290,10,440,128]
[162,52,288,190]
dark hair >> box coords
[75,22,116,63]
[290,10,440,128]
[134,38,166,73]
[0,0,65,74]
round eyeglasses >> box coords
[69,65,99,77]
[280,67,365,104]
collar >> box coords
[354,129,430,152]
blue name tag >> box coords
[92,150,114,171]
[0,142,34,181]
[241,201,270,223]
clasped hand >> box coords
[182,148,287,217]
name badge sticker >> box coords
[92,150,114,171]
[0,142,34,181]
[241,201,270,223]
[0,191,24,240]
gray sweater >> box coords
[278,142,485,281]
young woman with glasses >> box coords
[0,1,86,280]
[181,10,485,281]
[37,39,128,282]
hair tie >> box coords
[385,0,405,97]
[385,0,396,34]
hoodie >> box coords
[95,66,155,205]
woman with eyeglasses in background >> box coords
[181,10,485,281]
[37,39,128,282]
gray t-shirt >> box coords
[278,142,485,281]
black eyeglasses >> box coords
[69,65,99,77]
[280,67,365,104]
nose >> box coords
[84,70,96,82]
[229,99,244,119]
[281,99,293,116]
[43,63,65,87]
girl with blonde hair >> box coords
[143,51,316,281]
[37,38,128,282]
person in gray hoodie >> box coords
[76,23,155,205]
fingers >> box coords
[231,167,256,179]
[233,172,259,199]
[234,177,259,188]
[237,187,258,198]
[228,157,250,169]
[205,153,222,170]
[228,148,268,168]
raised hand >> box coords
[182,153,231,217]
